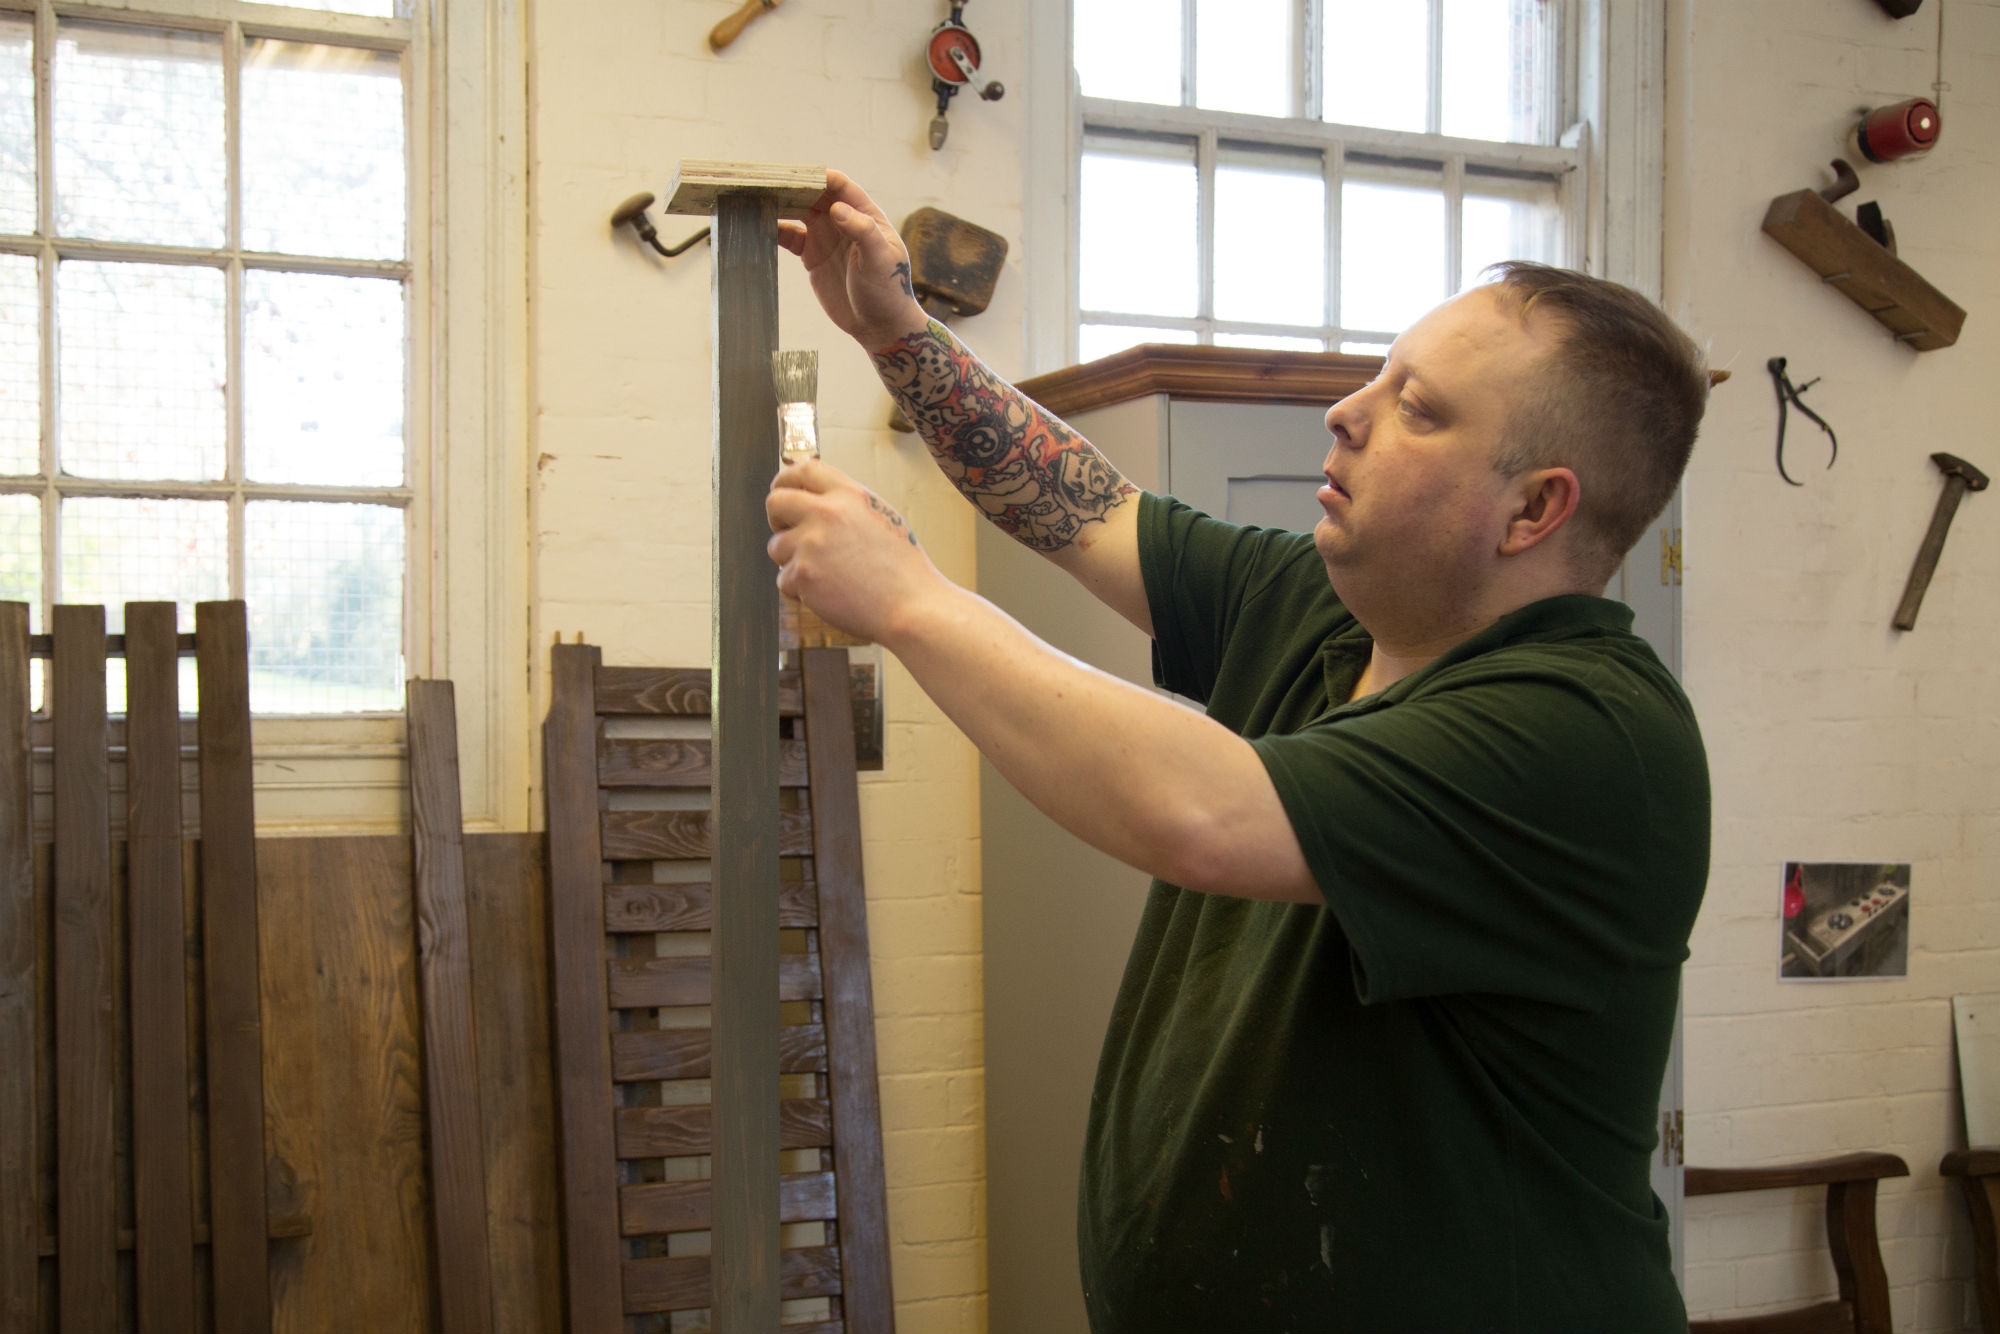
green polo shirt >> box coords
[1077,495,1709,1333]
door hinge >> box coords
[1661,1107,1684,1167]
[1660,528,1683,586]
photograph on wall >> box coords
[1779,861,1911,980]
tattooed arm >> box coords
[779,170,1152,632]
[873,321,1150,633]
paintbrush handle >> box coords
[710,0,777,51]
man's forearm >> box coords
[871,321,1137,554]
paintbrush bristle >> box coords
[772,349,819,403]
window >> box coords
[1,0,528,830]
[1070,0,1579,361]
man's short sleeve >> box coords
[1250,653,1708,1011]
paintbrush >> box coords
[773,350,864,650]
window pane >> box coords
[1078,324,1195,364]
[246,271,405,486]
[243,41,406,260]
[0,14,32,234]
[1196,0,1291,117]
[1323,0,1427,133]
[1076,0,1181,105]
[55,22,224,247]
[1442,0,1553,144]
[0,492,39,622]
[1215,149,1324,327]
[1341,160,1444,335]
[246,501,403,714]
[0,254,35,474]
[282,0,399,15]
[1215,332,1326,351]
[58,261,225,481]
[59,495,225,710]
[1081,138,1197,319]
[1461,172,1561,289]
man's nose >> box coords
[1324,395,1364,449]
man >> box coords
[768,170,1711,1331]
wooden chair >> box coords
[1685,1152,1909,1334]
[541,643,893,1333]
[1939,1147,1998,1332]
[1,600,300,1334]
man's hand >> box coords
[777,170,932,352]
[766,457,942,646]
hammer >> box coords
[1892,452,1988,631]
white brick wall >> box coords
[1669,1,1999,1329]
[528,2,1022,1325]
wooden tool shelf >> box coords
[1763,188,1965,351]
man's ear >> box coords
[1498,466,1580,556]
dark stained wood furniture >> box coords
[542,644,894,1333]
[1939,1147,1998,1332]
[1685,1151,1909,1333]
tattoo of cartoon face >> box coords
[891,260,917,303]
[870,322,1139,553]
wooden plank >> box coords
[542,644,623,1334]
[196,600,272,1334]
[710,189,786,1334]
[661,159,827,218]
[802,647,897,1333]
[611,1023,827,1084]
[52,604,116,1334]
[622,1244,841,1314]
[593,665,802,717]
[598,735,808,788]
[601,807,811,862]
[406,680,497,1334]
[621,1171,836,1237]
[605,876,819,933]
[606,953,821,1010]
[124,603,196,1333]
[24,631,198,659]
[613,1098,831,1160]
[0,603,35,1334]
[257,835,430,1334]
[1761,188,1966,350]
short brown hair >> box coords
[1484,262,1709,575]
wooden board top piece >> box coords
[662,160,827,218]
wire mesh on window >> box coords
[0,252,36,475]
[58,260,226,481]
[1462,174,1562,287]
[1080,137,1197,320]
[0,491,39,710]
[54,21,225,248]
[279,0,401,16]
[1441,0,1554,144]
[245,501,403,714]
[1214,148,1325,329]
[0,13,32,235]
[245,271,405,486]
[1340,159,1447,336]
[242,40,406,261]
[59,495,225,711]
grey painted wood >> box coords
[708,190,783,1334]
[0,603,34,1334]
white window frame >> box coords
[4,0,529,833]
[1023,0,1668,373]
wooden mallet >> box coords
[1892,451,1987,630]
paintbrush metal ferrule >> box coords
[773,349,820,463]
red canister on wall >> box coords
[1857,97,1941,161]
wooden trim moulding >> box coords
[1016,344,1383,418]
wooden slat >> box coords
[605,877,819,932]
[611,1023,826,1083]
[661,159,827,218]
[593,665,802,717]
[622,1244,841,1315]
[406,680,496,1334]
[620,1170,837,1237]
[542,643,624,1334]
[196,599,273,1334]
[598,735,808,788]
[0,603,36,1334]
[25,631,198,658]
[601,807,812,861]
[614,1098,831,1159]
[710,190,787,1334]
[802,647,897,1333]
[607,952,822,1010]
[124,604,196,1333]
[52,605,116,1334]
